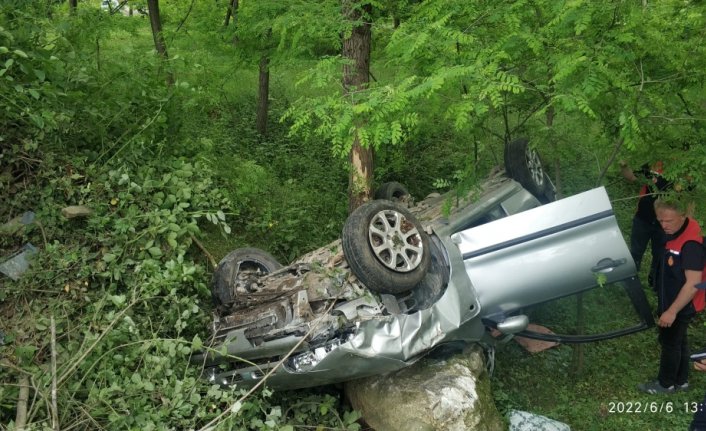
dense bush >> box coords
[0,3,355,429]
[3,0,706,429]
[0,151,362,430]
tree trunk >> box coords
[546,100,562,198]
[256,55,270,136]
[69,0,77,13]
[342,0,373,213]
[146,0,174,87]
[224,0,239,26]
[95,37,101,71]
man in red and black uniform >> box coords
[619,161,672,286]
[639,199,705,394]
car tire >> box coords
[342,200,431,294]
[211,247,282,307]
[374,181,410,202]
[504,138,551,200]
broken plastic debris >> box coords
[0,211,35,235]
[20,211,35,224]
[0,243,38,280]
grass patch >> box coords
[493,297,706,430]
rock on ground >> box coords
[344,343,504,431]
[61,205,93,219]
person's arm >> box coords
[659,269,701,327]
[619,160,637,182]
[659,240,704,326]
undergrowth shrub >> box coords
[201,98,348,263]
[0,153,358,430]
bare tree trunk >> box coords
[572,294,585,376]
[147,0,174,87]
[256,55,270,136]
[546,99,561,198]
[95,37,101,71]
[342,0,373,213]
[224,0,239,26]
[50,316,58,431]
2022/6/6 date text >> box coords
[608,401,675,414]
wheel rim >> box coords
[525,147,544,187]
[368,209,424,273]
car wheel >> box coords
[504,138,551,199]
[374,181,410,202]
[211,247,282,307]
[342,200,431,294]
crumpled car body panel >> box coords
[194,178,653,390]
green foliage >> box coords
[1,2,352,426]
[3,0,706,429]
[191,90,348,262]
[235,0,342,60]
[0,153,228,426]
[0,150,355,429]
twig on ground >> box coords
[15,375,30,430]
[50,315,59,431]
[34,219,48,248]
[191,234,218,269]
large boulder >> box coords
[344,343,504,431]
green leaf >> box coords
[148,247,162,257]
[13,49,28,58]
[15,345,37,363]
[192,334,203,351]
[230,401,243,414]
[108,294,126,307]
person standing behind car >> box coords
[619,160,672,286]
[638,198,705,395]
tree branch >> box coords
[596,137,624,186]
[190,234,217,269]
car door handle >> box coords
[591,257,627,273]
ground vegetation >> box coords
[1,1,706,430]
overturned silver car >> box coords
[193,139,654,389]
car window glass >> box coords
[467,205,506,228]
